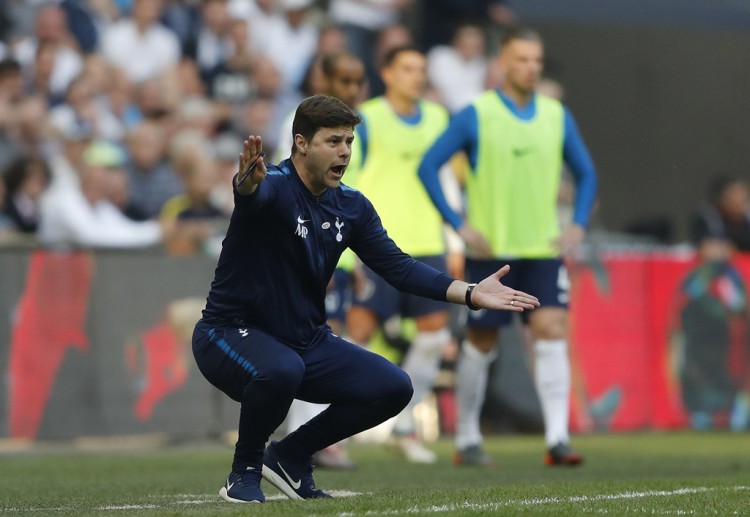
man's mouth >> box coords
[330,164,346,177]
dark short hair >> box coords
[2,156,51,194]
[321,50,361,79]
[0,58,21,79]
[380,45,423,70]
[501,25,543,48]
[708,174,744,204]
[291,95,361,154]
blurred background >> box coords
[0,0,749,445]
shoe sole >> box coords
[262,464,304,501]
[218,487,262,503]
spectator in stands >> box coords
[0,58,24,105]
[1,156,51,234]
[103,67,142,132]
[175,96,219,139]
[228,0,286,57]
[132,75,177,125]
[0,176,15,239]
[328,0,410,93]
[225,15,255,75]
[60,0,102,54]
[47,115,93,189]
[161,0,202,49]
[176,58,209,102]
[38,140,166,248]
[124,121,184,219]
[184,0,234,89]
[419,0,514,51]
[23,40,57,104]
[0,0,37,44]
[48,73,124,142]
[160,130,226,255]
[12,4,83,102]
[263,0,319,93]
[316,24,348,56]
[236,56,297,156]
[80,54,112,101]
[201,17,256,109]
[692,175,750,252]
[427,23,488,113]
[106,155,150,222]
[101,0,180,83]
[0,58,25,170]
[71,0,122,32]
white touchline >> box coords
[91,490,363,511]
[5,487,746,513]
[336,486,750,516]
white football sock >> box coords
[393,328,451,435]
[534,339,571,447]
[455,340,497,450]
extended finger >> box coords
[239,139,255,169]
[493,265,511,280]
[509,290,540,307]
[243,136,263,157]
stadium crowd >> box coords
[0,0,511,253]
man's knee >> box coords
[379,366,414,415]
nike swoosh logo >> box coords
[277,462,301,490]
[227,480,235,491]
[512,147,534,157]
[297,216,309,224]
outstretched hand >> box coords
[471,265,540,312]
[235,135,267,194]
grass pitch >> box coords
[1,432,748,516]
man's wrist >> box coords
[234,174,258,195]
[465,283,480,310]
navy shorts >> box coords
[465,257,569,328]
[352,254,449,321]
[325,268,351,322]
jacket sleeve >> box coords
[349,195,454,301]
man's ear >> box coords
[294,134,307,155]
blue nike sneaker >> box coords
[262,441,332,500]
[219,466,265,503]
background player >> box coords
[418,26,598,467]
[346,45,457,463]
